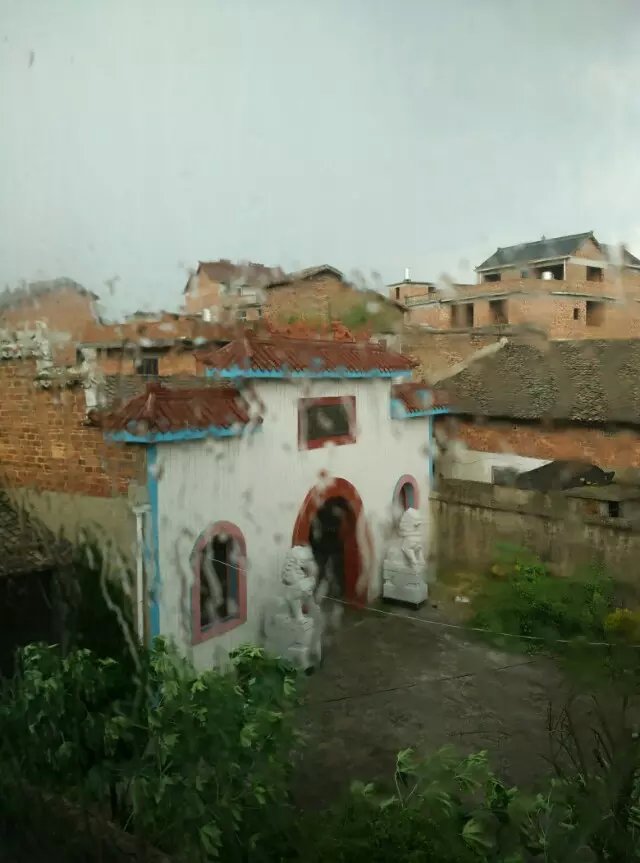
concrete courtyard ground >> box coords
[294,602,565,809]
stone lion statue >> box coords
[382,507,428,607]
[264,545,323,670]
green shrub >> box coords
[0,640,299,863]
[471,546,614,651]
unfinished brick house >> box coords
[184,260,405,334]
[398,231,640,339]
[78,313,236,377]
[0,278,100,363]
[435,338,640,487]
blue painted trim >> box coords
[205,366,413,380]
[107,425,260,444]
[428,415,435,485]
[390,402,452,420]
[147,445,161,640]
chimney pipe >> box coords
[404,267,411,282]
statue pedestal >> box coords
[265,614,317,671]
[382,564,428,608]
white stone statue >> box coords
[263,546,323,671]
[382,507,428,607]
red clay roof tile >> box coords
[198,332,416,375]
[392,382,449,414]
[99,382,259,436]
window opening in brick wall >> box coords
[586,301,605,326]
[608,501,621,518]
[298,396,356,450]
[534,263,564,280]
[137,356,159,377]
[483,272,501,282]
[573,307,580,320]
[587,266,604,282]
[489,299,508,324]
[395,286,400,300]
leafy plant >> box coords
[0,640,300,863]
[472,546,614,652]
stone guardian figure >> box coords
[263,545,323,671]
[382,507,428,607]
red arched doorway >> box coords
[292,477,372,605]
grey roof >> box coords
[0,494,69,578]
[599,243,640,268]
[477,232,640,272]
[442,339,640,426]
[476,232,594,272]
[514,460,614,492]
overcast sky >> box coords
[1,0,639,316]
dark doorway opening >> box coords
[309,496,358,602]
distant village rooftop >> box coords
[476,231,640,273]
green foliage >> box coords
[300,746,592,863]
[0,640,299,862]
[472,545,614,652]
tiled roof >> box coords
[98,382,259,436]
[442,339,640,425]
[198,332,416,376]
[265,265,344,289]
[80,316,236,348]
[476,232,594,272]
[391,382,449,414]
[0,493,68,578]
[100,373,217,410]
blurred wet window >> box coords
[299,396,355,450]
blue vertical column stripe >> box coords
[146,445,161,639]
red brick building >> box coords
[436,338,640,482]
[0,279,99,363]
[395,232,640,340]
[79,313,237,377]
[184,260,405,333]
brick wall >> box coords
[266,275,404,332]
[444,417,640,470]
[406,281,640,340]
[183,272,222,316]
[433,478,640,584]
[0,288,97,338]
[97,348,200,377]
[0,359,145,497]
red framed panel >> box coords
[298,395,356,451]
[393,474,420,511]
[190,520,247,644]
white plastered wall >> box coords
[155,378,430,669]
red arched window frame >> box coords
[393,474,420,512]
[191,521,247,644]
